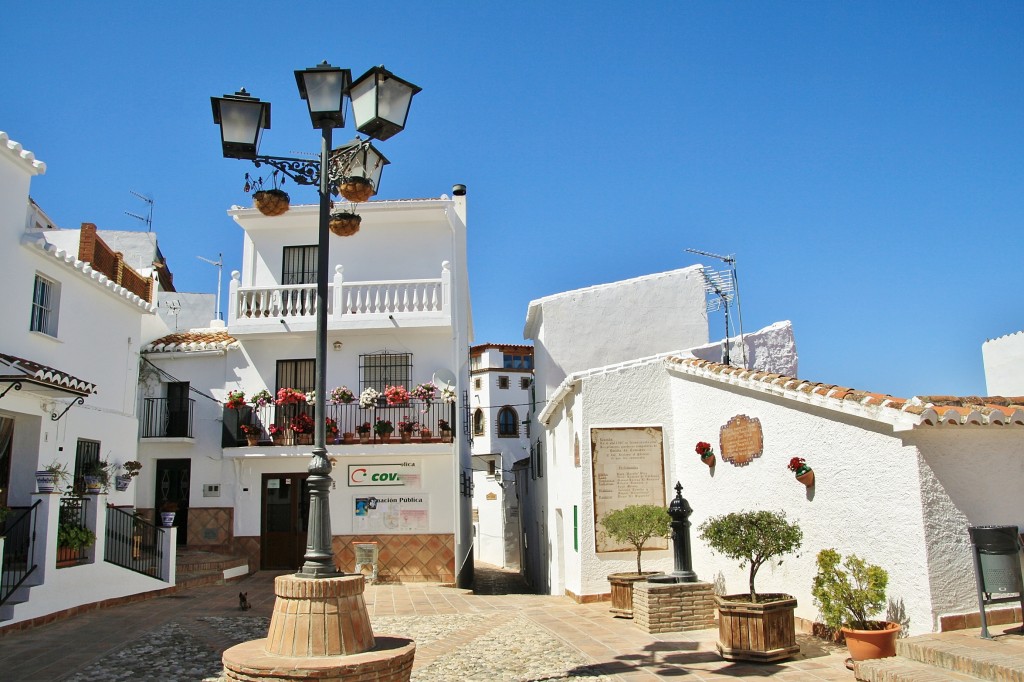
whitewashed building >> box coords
[983,330,1024,395]
[469,343,533,569]
[526,266,1024,634]
[0,132,175,629]
[137,190,474,585]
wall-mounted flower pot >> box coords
[796,469,815,487]
[83,476,103,494]
[701,454,716,467]
[253,189,290,216]
[115,475,131,492]
[36,471,59,493]
[160,511,176,528]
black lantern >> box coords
[210,89,271,159]
[349,66,421,141]
[295,62,351,130]
[331,139,390,194]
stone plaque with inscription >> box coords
[719,414,764,467]
[591,426,668,553]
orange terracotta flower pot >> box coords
[842,622,900,661]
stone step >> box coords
[855,656,982,682]
[896,632,1024,682]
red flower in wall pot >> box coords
[696,441,715,467]
[788,457,814,487]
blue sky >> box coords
[3,1,1021,398]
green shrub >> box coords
[599,504,671,574]
[698,510,803,603]
[811,548,888,631]
[57,521,96,551]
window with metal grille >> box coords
[276,359,316,395]
[74,439,101,488]
[359,352,412,392]
[497,376,510,389]
[520,377,531,390]
[30,273,59,336]
[498,407,518,437]
[282,246,318,285]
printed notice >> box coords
[352,494,429,532]
[590,427,667,553]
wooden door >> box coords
[261,473,310,569]
[166,382,191,437]
[0,416,12,511]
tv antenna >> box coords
[686,248,747,368]
[125,191,154,232]
[165,300,181,331]
[197,254,223,321]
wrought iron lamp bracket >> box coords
[51,396,84,421]
[252,143,367,192]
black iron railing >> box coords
[104,506,167,581]
[57,496,91,568]
[140,397,195,438]
[0,501,40,607]
[224,400,457,446]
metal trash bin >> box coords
[967,525,1023,638]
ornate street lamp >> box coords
[211,61,420,580]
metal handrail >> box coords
[1,500,41,607]
[104,506,167,582]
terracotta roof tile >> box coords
[143,330,238,353]
[666,356,1023,428]
[0,353,96,394]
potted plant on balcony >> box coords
[325,417,340,443]
[599,504,671,618]
[290,412,315,445]
[356,421,372,444]
[331,386,355,404]
[241,424,262,446]
[36,460,72,493]
[438,419,453,443]
[698,509,803,662]
[224,390,246,409]
[115,460,142,491]
[811,549,899,661]
[359,387,381,409]
[83,460,113,494]
[384,384,411,406]
[373,418,394,443]
[269,423,293,446]
[57,518,96,567]
[250,389,273,409]
[398,416,419,443]
[276,387,306,405]
[411,382,437,403]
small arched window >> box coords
[473,408,485,436]
[498,406,519,437]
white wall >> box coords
[982,331,1024,395]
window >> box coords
[497,376,510,390]
[276,359,316,395]
[520,377,531,390]
[282,246,318,284]
[470,354,481,371]
[30,274,59,336]
[503,352,532,369]
[474,377,481,390]
[360,352,412,392]
[473,408,485,436]
[488,459,496,476]
[74,439,101,491]
[498,407,518,437]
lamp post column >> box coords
[299,124,338,578]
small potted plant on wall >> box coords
[438,419,453,443]
[56,518,96,567]
[160,501,178,528]
[788,457,815,487]
[356,421,372,444]
[398,416,419,443]
[115,460,142,491]
[224,390,246,409]
[241,424,262,446]
[696,441,716,467]
[811,549,900,662]
[698,510,804,662]
[599,504,671,618]
[83,460,113,494]
[325,417,340,443]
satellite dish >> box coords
[432,369,456,388]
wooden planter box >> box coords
[608,572,660,618]
[715,594,799,662]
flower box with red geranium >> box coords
[240,424,261,445]
[276,387,306,405]
[225,390,246,409]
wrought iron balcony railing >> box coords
[140,397,195,438]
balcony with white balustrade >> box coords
[227,261,452,335]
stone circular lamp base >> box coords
[222,574,415,682]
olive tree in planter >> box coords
[600,504,670,618]
[811,549,899,662]
[698,510,803,662]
